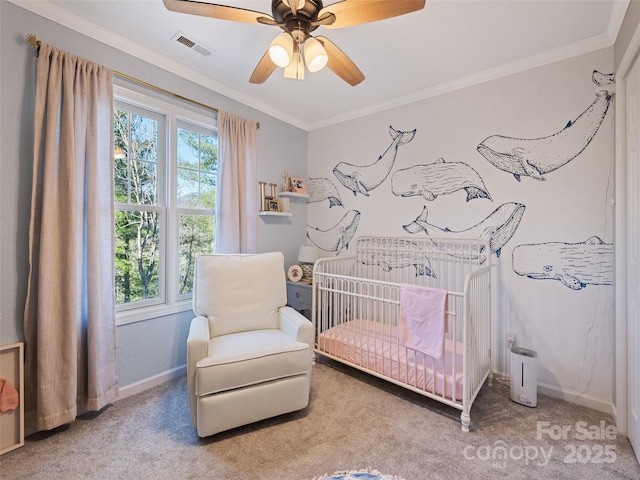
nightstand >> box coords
[286,281,312,320]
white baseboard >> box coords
[117,364,187,401]
[491,370,613,415]
[537,381,613,415]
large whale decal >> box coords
[307,210,361,255]
[358,239,435,278]
[477,93,611,181]
[512,236,613,290]
[308,177,343,208]
[403,202,526,257]
[333,126,416,196]
[391,158,492,202]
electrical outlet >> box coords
[507,334,517,349]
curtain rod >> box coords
[26,34,259,129]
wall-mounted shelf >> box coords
[279,192,308,199]
[258,211,292,217]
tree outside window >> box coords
[114,108,162,306]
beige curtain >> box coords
[24,43,118,431]
[215,111,258,253]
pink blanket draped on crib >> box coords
[399,284,448,360]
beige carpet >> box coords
[0,357,638,479]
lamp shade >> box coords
[304,37,328,73]
[269,32,293,68]
[298,245,318,264]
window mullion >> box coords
[166,113,178,306]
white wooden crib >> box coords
[312,235,492,432]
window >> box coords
[113,87,217,323]
[176,122,217,296]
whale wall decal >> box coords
[592,70,615,86]
[358,239,435,278]
[333,126,416,197]
[403,202,526,257]
[391,158,492,202]
[512,236,613,290]
[308,177,343,208]
[307,210,361,255]
[477,93,611,181]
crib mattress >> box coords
[317,319,464,401]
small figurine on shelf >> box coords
[282,170,293,192]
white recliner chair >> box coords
[187,251,313,437]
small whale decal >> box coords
[403,202,526,257]
[307,210,361,255]
[512,236,613,290]
[477,93,611,181]
[391,158,492,202]
[358,239,435,278]
[333,126,416,196]
[592,70,615,86]
[308,177,343,208]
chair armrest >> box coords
[187,315,211,427]
[279,306,313,346]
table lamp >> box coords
[297,245,318,284]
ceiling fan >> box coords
[163,0,426,86]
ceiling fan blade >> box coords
[316,36,364,86]
[319,0,425,29]
[249,51,277,84]
[163,0,274,25]
[310,12,336,28]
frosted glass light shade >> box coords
[304,37,328,73]
[298,245,318,264]
[269,33,293,68]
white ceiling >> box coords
[14,0,629,130]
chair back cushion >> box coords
[193,252,287,337]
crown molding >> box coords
[11,0,623,132]
[308,33,615,130]
[8,0,306,130]
[605,0,631,43]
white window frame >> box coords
[114,85,217,325]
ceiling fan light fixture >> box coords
[304,37,328,73]
[268,32,293,68]
[164,0,426,85]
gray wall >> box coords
[0,1,308,388]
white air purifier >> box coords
[510,346,537,407]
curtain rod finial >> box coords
[27,34,40,49]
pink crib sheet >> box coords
[318,319,464,401]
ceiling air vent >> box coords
[171,32,213,57]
